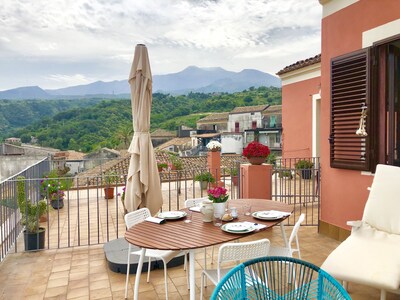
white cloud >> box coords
[43,73,94,87]
[0,0,322,90]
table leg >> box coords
[189,249,196,300]
[134,248,146,300]
[280,223,288,248]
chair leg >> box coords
[186,253,190,290]
[147,257,151,283]
[343,281,348,291]
[163,260,169,300]
[184,252,187,271]
[211,246,214,264]
[200,272,204,300]
[380,290,386,300]
[125,245,132,299]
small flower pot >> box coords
[51,199,64,209]
[232,176,238,186]
[199,181,209,190]
[301,169,313,180]
[213,202,226,218]
[104,187,115,199]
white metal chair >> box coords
[200,238,271,299]
[268,213,305,258]
[124,208,183,300]
[322,164,400,300]
[184,197,215,267]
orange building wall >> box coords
[319,0,400,229]
[282,77,320,159]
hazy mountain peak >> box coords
[0,66,281,100]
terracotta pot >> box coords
[104,187,115,199]
[232,176,238,186]
[247,157,266,165]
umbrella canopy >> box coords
[124,44,163,215]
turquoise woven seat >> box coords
[211,256,350,300]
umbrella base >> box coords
[103,238,185,274]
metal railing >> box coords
[0,157,320,260]
[0,157,50,261]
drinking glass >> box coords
[184,211,192,223]
[243,204,252,216]
[213,213,222,227]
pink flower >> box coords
[207,187,228,203]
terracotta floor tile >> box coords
[66,287,89,299]
[88,287,112,299]
[2,226,399,299]
[89,279,110,291]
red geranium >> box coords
[242,141,270,158]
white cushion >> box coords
[363,164,400,234]
[321,223,400,290]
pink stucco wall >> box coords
[282,77,320,159]
[319,0,400,229]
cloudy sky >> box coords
[0,0,322,91]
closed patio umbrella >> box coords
[124,44,163,215]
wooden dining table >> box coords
[125,198,293,300]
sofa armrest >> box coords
[347,220,362,233]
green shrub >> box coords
[295,159,314,169]
[194,172,215,183]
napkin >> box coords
[243,221,267,230]
[145,217,166,224]
[189,206,201,212]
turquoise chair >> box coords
[211,256,350,300]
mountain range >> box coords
[0,66,281,100]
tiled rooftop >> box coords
[229,104,269,114]
[276,54,321,75]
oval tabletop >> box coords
[124,198,293,251]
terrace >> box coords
[0,157,396,299]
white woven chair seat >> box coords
[131,249,179,263]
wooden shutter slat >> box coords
[330,49,371,170]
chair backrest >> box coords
[211,256,351,300]
[217,238,270,280]
[287,213,305,258]
[124,208,151,229]
[184,197,208,208]
[362,164,400,234]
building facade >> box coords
[278,0,400,239]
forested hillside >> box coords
[5,86,281,152]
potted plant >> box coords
[242,141,271,165]
[170,155,183,171]
[194,172,215,190]
[40,170,67,209]
[17,176,47,251]
[228,167,239,186]
[206,140,222,152]
[157,162,168,172]
[103,170,117,199]
[295,159,314,179]
[207,186,229,217]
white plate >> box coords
[224,222,253,232]
[158,211,187,220]
[221,223,256,234]
[252,211,285,220]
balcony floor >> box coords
[0,225,398,299]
